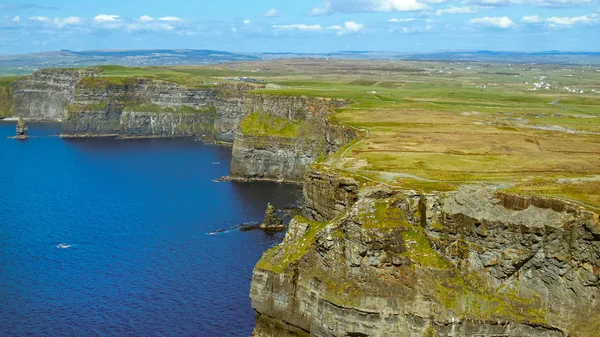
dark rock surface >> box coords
[15,117,28,140]
[260,203,285,231]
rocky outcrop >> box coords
[11,68,99,120]
[260,203,285,231]
[15,117,28,139]
[303,165,360,222]
[251,180,600,337]
[229,97,351,182]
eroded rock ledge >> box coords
[251,180,600,337]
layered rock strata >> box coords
[61,77,218,138]
[11,69,356,182]
[229,98,350,182]
[11,69,99,120]
[251,181,600,337]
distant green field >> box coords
[228,59,599,208]
[95,65,257,88]
[0,76,19,117]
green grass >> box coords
[239,112,304,138]
[0,76,20,117]
[94,65,258,88]
[124,103,216,114]
[255,215,328,273]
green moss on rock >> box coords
[432,270,548,325]
[78,76,144,88]
[255,215,328,274]
[239,112,304,138]
[124,103,216,114]
[359,197,410,229]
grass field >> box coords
[226,59,600,209]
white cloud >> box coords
[344,21,365,32]
[93,14,119,23]
[461,0,510,6]
[243,19,251,25]
[326,21,365,35]
[389,17,416,22]
[12,16,20,22]
[137,15,182,23]
[310,0,429,16]
[463,0,592,6]
[390,24,434,33]
[128,16,183,32]
[470,16,515,28]
[127,23,174,32]
[521,15,543,23]
[526,0,592,7]
[30,16,50,23]
[263,9,280,17]
[29,16,82,28]
[435,6,477,15]
[158,16,183,22]
[547,14,597,25]
[273,24,323,31]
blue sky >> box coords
[0,0,599,54]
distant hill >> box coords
[1,49,599,75]
[0,49,260,75]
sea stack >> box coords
[259,203,284,231]
[15,117,29,140]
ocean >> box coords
[0,122,301,336]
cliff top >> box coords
[5,60,599,208]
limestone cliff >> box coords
[11,69,355,181]
[61,77,218,138]
[251,176,600,337]
[11,69,99,120]
[229,96,351,182]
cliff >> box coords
[251,171,600,337]
[11,69,354,182]
[229,96,350,182]
[11,69,99,120]
[60,77,218,138]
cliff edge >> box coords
[251,179,600,336]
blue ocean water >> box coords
[0,122,301,337]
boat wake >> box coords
[207,222,260,235]
[56,243,71,249]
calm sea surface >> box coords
[0,122,301,337]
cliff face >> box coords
[61,77,218,138]
[11,69,99,120]
[11,69,355,181]
[229,96,350,181]
[251,177,600,337]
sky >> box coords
[0,0,599,54]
